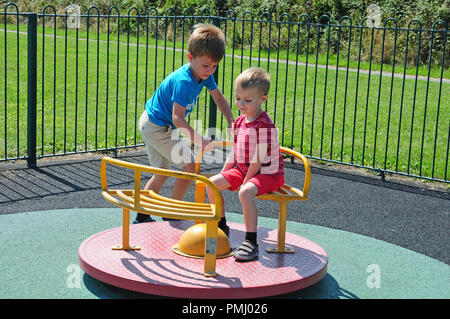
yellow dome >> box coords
[172,223,233,258]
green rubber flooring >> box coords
[0,208,448,299]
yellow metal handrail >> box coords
[99,156,224,277]
[100,157,222,221]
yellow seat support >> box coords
[100,157,223,277]
[194,141,311,253]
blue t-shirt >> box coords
[145,63,217,128]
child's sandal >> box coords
[234,240,259,261]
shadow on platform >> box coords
[83,271,359,299]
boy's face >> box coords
[235,86,268,119]
[187,52,219,82]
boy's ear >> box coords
[186,52,193,61]
[260,95,268,103]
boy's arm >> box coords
[209,88,234,128]
[242,143,264,185]
[242,162,262,185]
[221,149,236,173]
[172,102,210,150]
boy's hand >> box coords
[201,137,213,152]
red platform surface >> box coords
[79,221,328,298]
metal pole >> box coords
[208,17,220,139]
[27,13,37,168]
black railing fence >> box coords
[0,3,448,182]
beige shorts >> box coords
[138,111,194,169]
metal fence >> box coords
[1,3,449,182]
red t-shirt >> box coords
[233,111,284,176]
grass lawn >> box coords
[0,23,448,181]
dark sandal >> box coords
[234,240,259,261]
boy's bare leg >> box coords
[171,162,196,200]
[206,174,231,236]
[144,173,169,192]
[134,173,169,223]
[234,182,260,261]
[133,173,169,222]
[206,174,232,218]
[238,182,259,233]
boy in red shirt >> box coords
[206,67,284,261]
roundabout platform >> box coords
[1,208,449,299]
[79,221,328,298]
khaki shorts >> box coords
[139,111,194,169]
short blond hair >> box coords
[234,67,270,96]
[188,23,226,62]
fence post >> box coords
[208,17,220,139]
[27,13,37,168]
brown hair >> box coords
[188,23,226,62]
[234,67,270,96]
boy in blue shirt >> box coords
[135,23,234,224]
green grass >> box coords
[0,24,448,180]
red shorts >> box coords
[220,167,285,196]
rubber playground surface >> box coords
[0,150,449,299]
